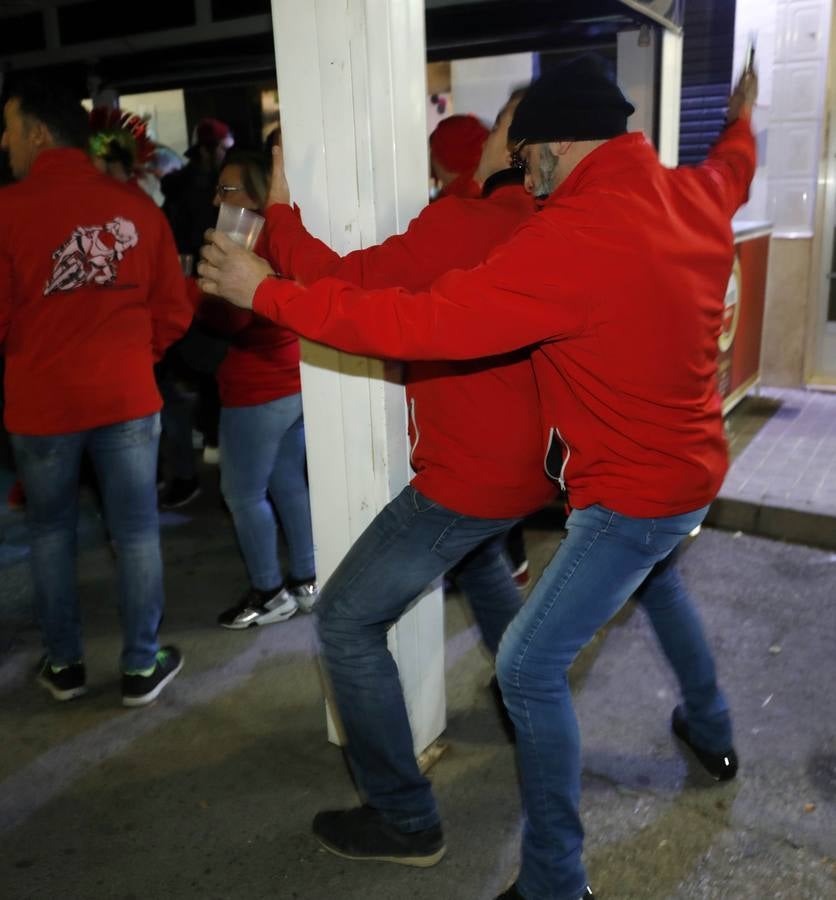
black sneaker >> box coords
[312,806,446,868]
[37,657,87,701]
[497,885,593,900]
[122,646,183,707]
[160,477,201,510]
[217,585,298,629]
[672,704,738,781]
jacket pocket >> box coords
[409,396,420,468]
[544,426,571,491]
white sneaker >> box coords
[202,445,220,465]
[289,580,319,613]
[217,586,298,629]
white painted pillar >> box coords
[269,0,446,755]
[658,29,683,166]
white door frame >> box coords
[808,8,836,385]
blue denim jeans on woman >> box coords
[219,393,315,589]
[316,485,522,832]
[12,414,164,672]
[496,503,732,900]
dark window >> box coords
[0,13,45,55]
[212,0,271,19]
[58,1,194,45]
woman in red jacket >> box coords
[203,150,317,627]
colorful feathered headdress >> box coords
[89,107,156,172]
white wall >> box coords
[733,0,833,236]
[617,28,657,141]
[119,89,190,157]
[450,52,534,125]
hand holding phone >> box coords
[744,34,757,74]
[727,37,758,124]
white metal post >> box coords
[269,0,446,755]
[658,29,683,166]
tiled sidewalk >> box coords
[709,386,836,547]
[721,387,836,515]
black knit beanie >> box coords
[508,55,635,146]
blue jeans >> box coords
[11,414,164,672]
[219,394,315,589]
[316,485,522,832]
[497,504,731,900]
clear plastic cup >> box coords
[215,203,265,250]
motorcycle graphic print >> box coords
[44,217,139,296]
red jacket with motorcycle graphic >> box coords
[0,148,193,435]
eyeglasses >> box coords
[215,183,244,198]
[510,140,529,174]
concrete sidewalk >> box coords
[708,387,836,550]
[1,480,834,899]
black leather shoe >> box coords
[312,805,445,867]
[496,885,594,899]
[672,705,738,781]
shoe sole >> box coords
[219,603,299,629]
[122,656,184,708]
[160,488,201,510]
[37,676,87,702]
[315,835,446,868]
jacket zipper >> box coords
[544,425,571,491]
[409,397,420,467]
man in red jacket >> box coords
[429,113,490,199]
[235,89,554,867]
[200,56,757,898]
[0,80,193,707]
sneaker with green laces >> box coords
[37,657,87,701]
[121,646,183,708]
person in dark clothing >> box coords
[162,117,233,260]
[158,117,235,506]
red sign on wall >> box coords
[718,232,770,412]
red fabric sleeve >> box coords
[252,217,587,362]
[149,217,194,361]
[264,197,482,292]
[698,114,757,218]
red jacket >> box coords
[264,171,556,518]
[254,119,756,518]
[0,149,193,435]
[195,236,301,408]
[438,175,482,199]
